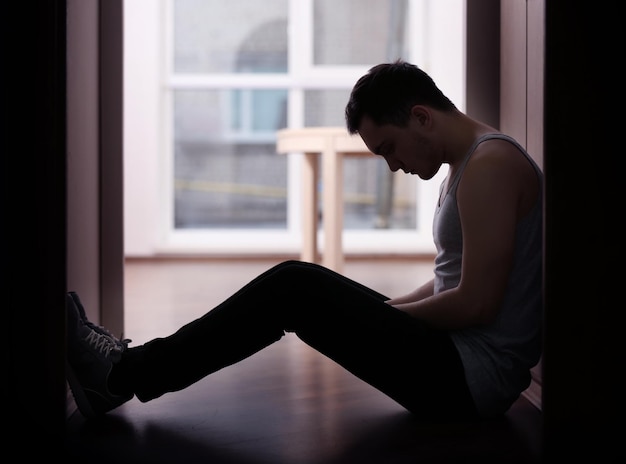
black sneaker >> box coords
[67,292,132,349]
[66,292,134,418]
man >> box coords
[66,60,543,422]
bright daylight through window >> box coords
[123,0,465,256]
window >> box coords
[124,0,465,256]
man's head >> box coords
[345,60,456,135]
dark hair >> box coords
[345,60,456,134]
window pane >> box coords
[313,0,408,66]
[305,90,417,230]
[174,0,288,73]
[173,90,288,229]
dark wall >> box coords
[1,0,68,458]
[65,0,125,344]
[2,0,124,457]
[465,0,500,129]
[542,4,623,462]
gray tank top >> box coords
[433,133,543,417]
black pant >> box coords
[122,260,478,421]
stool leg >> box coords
[322,147,344,273]
[301,152,319,264]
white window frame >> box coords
[124,0,466,257]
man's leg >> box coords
[116,260,476,420]
[116,260,381,401]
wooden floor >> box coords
[64,257,543,464]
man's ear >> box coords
[410,105,430,126]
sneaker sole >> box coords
[66,361,98,419]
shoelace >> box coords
[85,329,125,357]
[85,321,132,349]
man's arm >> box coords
[386,279,435,305]
[391,141,530,329]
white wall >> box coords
[124,0,163,256]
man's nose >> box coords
[386,159,401,172]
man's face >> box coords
[357,115,442,180]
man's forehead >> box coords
[357,118,387,155]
